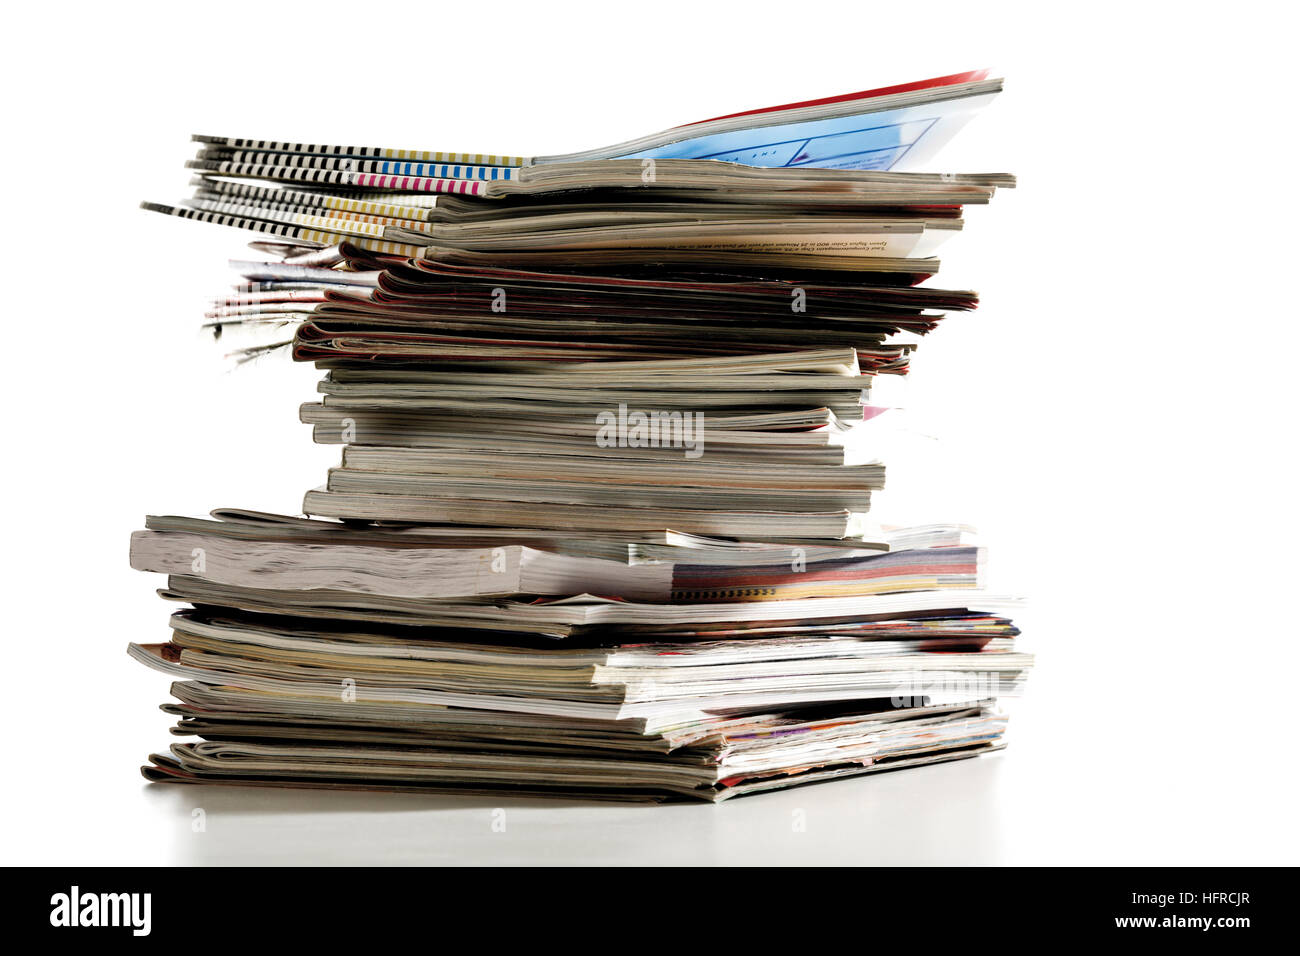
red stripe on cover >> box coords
[681,70,990,128]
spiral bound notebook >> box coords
[191,70,999,176]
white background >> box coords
[2,1,1297,865]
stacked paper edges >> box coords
[130,75,1025,802]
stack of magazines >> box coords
[129,72,1028,802]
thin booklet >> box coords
[192,70,1000,176]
